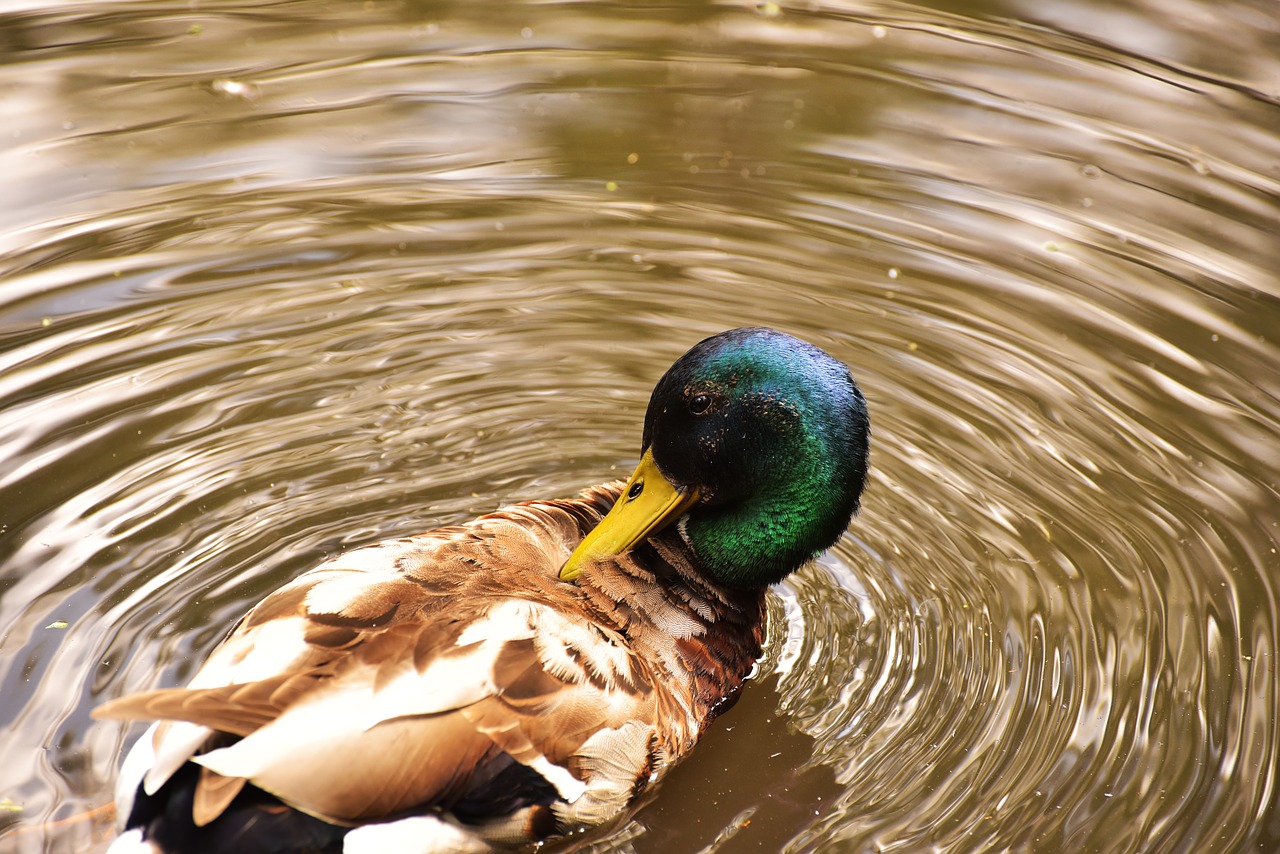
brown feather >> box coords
[96,482,770,839]
[192,768,245,827]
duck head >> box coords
[561,327,870,590]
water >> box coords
[1,1,1277,852]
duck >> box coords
[95,326,871,854]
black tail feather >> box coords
[124,764,346,854]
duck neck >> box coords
[684,474,833,590]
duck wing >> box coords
[96,486,679,835]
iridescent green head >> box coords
[561,327,870,590]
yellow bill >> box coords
[559,449,700,581]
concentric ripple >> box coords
[1,2,1277,853]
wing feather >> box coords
[191,768,245,827]
[96,484,753,842]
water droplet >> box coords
[212,78,258,99]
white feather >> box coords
[106,828,161,854]
[301,568,398,616]
[191,686,373,781]
[113,724,155,824]
[525,754,587,802]
[192,615,312,687]
[342,815,490,854]
[142,720,212,795]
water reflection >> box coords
[0,1,1277,852]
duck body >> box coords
[104,484,765,853]
[97,327,869,853]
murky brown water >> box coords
[1,1,1278,852]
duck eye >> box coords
[688,393,713,415]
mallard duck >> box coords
[96,326,870,854]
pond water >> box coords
[1,1,1277,852]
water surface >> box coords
[0,1,1277,852]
